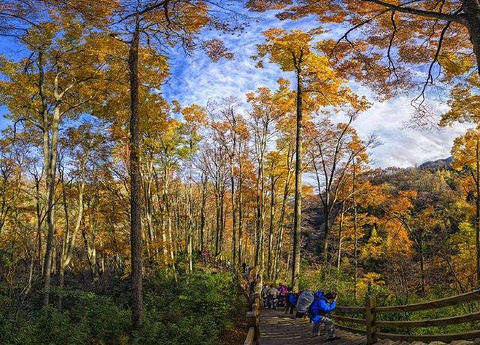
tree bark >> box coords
[353,162,358,305]
[267,175,276,279]
[476,135,480,284]
[238,156,244,265]
[292,62,303,291]
[128,19,144,329]
[42,103,60,306]
[200,173,207,253]
[337,200,346,272]
[419,233,425,294]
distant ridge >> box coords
[418,157,453,170]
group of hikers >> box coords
[261,283,340,341]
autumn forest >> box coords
[1,1,480,344]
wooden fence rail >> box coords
[243,272,262,345]
[333,289,480,344]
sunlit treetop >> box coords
[248,0,478,124]
[254,28,370,113]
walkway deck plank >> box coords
[260,308,367,345]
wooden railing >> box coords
[243,272,262,345]
[333,289,480,344]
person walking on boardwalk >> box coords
[285,290,300,314]
[308,291,339,340]
[261,284,270,307]
[267,285,280,309]
[278,283,288,307]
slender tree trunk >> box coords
[353,162,358,305]
[238,157,244,265]
[337,201,345,272]
[219,187,225,257]
[464,0,480,285]
[42,106,60,306]
[143,160,156,264]
[128,19,144,329]
[215,185,221,257]
[476,136,480,284]
[34,176,44,274]
[39,50,48,277]
[463,1,480,77]
[273,147,293,282]
[188,154,194,273]
[267,176,276,279]
[230,166,237,268]
[322,194,331,263]
[156,166,169,268]
[292,64,303,291]
[255,156,265,269]
[59,166,69,311]
[166,188,176,277]
[82,225,98,281]
[419,233,425,294]
[200,174,207,253]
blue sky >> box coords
[0,5,472,168]
[161,7,472,168]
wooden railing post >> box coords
[366,295,377,345]
[253,302,260,343]
[244,274,262,345]
[245,311,258,344]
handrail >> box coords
[337,306,365,313]
[376,330,480,343]
[332,315,365,325]
[375,311,480,328]
[376,289,480,313]
[243,269,262,345]
[333,289,480,344]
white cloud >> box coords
[354,97,472,168]
[161,8,470,169]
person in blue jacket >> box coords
[308,291,339,340]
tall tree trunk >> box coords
[128,19,144,329]
[215,186,221,257]
[273,147,293,283]
[42,105,60,306]
[419,233,425,294]
[59,166,70,311]
[337,201,346,272]
[156,166,169,269]
[267,175,276,279]
[59,154,87,309]
[323,193,331,263]
[38,48,55,306]
[34,176,44,274]
[464,0,480,286]
[200,173,207,253]
[238,157,244,265]
[476,136,480,284]
[353,162,358,305]
[292,64,303,291]
[188,154,194,273]
[463,1,480,77]
[254,157,265,269]
[219,187,225,257]
[143,159,156,264]
[230,166,237,268]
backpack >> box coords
[296,290,315,314]
[287,293,297,306]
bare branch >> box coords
[363,0,465,24]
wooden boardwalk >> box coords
[259,308,366,345]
